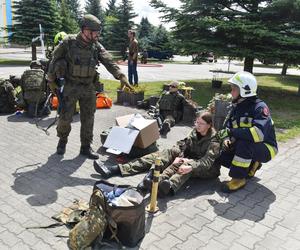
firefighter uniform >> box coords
[219,96,278,179]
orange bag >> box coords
[96,93,112,109]
[51,95,59,110]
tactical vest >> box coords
[21,69,45,91]
[0,79,16,113]
[66,36,98,82]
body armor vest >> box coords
[66,37,98,81]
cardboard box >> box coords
[115,114,160,149]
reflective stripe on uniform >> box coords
[232,155,252,168]
[264,143,278,159]
[232,120,238,128]
[250,126,264,142]
[240,117,252,128]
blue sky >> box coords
[79,0,181,28]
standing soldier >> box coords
[47,14,133,159]
[216,71,278,192]
[157,81,186,136]
[127,30,139,86]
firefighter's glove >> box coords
[48,81,58,94]
[216,128,231,141]
[119,75,134,92]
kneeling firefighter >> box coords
[216,71,278,192]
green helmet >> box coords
[30,60,42,69]
[54,32,67,46]
[80,14,101,31]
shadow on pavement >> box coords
[208,178,276,222]
[11,153,95,206]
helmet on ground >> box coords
[30,60,42,69]
[228,71,257,97]
[80,14,101,31]
[54,32,67,46]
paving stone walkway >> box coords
[1,105,300,250]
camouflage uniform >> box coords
[48,30,124,149]
[20,62,47,116]
[157,90,186,128]
[119,128,220,193]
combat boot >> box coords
[158,179,172,197]
[221,178,246,193]
[80,145,99,159]
[93,160,120,178]
[56,139,67,155]
[160,122,170,136]
[137,169,153,192]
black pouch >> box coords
[93,180,145,247]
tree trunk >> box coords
[281,63,288,75]
[298,83,300,96]
[243,57,254,73]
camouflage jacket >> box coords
[157,91,186,119]
[48,33,124,84]
[174,128,220,174]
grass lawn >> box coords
[102,74,300,142]
[0,58,30,65]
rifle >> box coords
[35,78,65,135]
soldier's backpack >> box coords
[69,190,108,250]
[0,78,17,114]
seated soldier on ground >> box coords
[215,71,278,193]
[157,81,186,136]
[20,60,49,117]
[94,111,221,197]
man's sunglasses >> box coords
[169,85,177,88]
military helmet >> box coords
[228,71,257,98]
[54,31,67,46]
[30,60,42,69]
[80,14,101,31]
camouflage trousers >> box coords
[57,81,96,146]
[119,148,220,193]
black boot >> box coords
[160,122,170,136]
[93,160,120,178]
[158,179,172,197]
[137,170,153,192]
[56,139,67,155]
[80,145,99,159]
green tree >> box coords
[65,0,81,23]
[138,17,153,39]
[105,0,117,16]
[114,0,137,56]
[150,0,300,73]
[59,0,79,34]
[84,0,105,24]
[12,0,61,45]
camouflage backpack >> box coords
[0,78,17,114]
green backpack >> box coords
[0,78,17,114]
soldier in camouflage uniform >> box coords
[21,60,49,117]
[94,111,221,196]
[157,81,186,135]
[47,14,133,159]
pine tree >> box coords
[138,17,153,39]
[114,0,137,56]
[65,0,81,23]
[84,0,105,24]
[105,0,117,16]
[150,0,300,73]
[12,0,61,45]
[59,0,79,34]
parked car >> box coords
[147,50,173,60]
